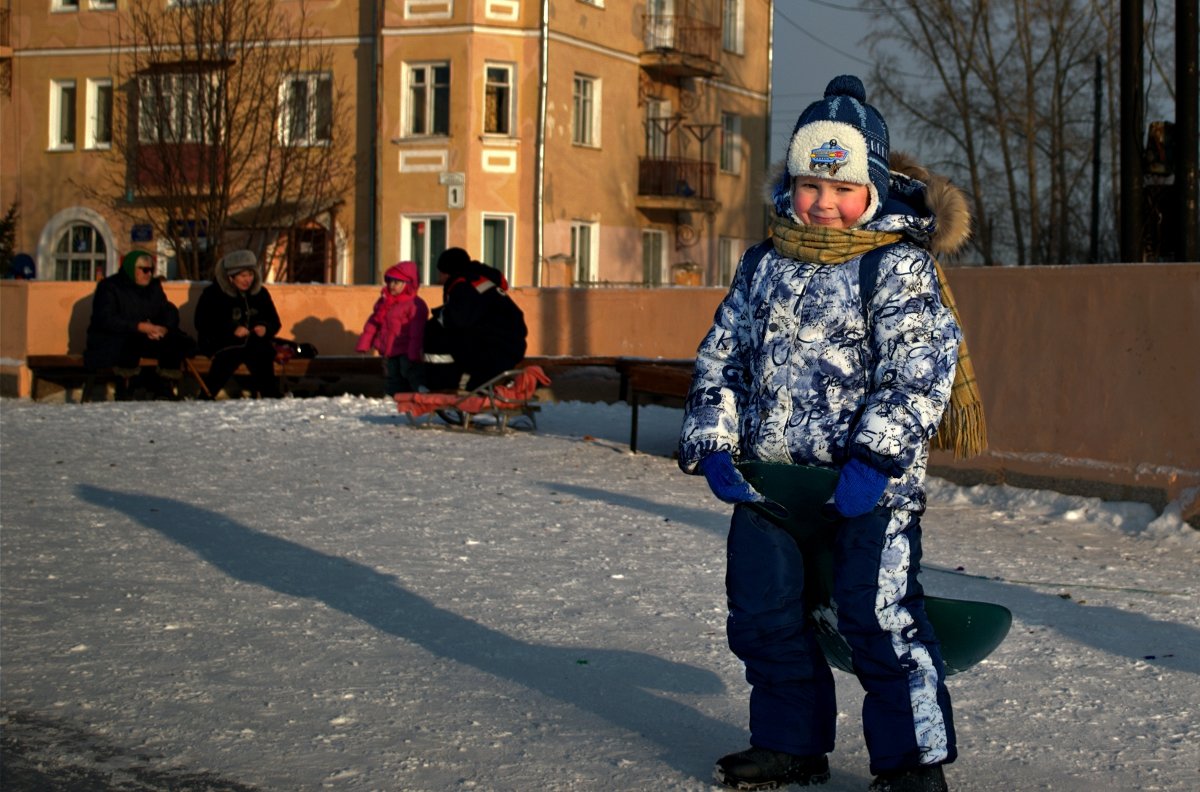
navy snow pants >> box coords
[725,504,956,773]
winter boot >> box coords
[713,747,830,790]
[868,764,948,792]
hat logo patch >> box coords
[809,139,850,176]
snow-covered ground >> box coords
[2,396,1197,791]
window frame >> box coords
[572,74,599,148]
[642,229,667,286]
[722,0,744,55]
[718,236,739,286]
[279,71,334,147]
[405,62,451,138]
[483,62,514,136]
[85,78,114,150]
[570,220,599,284]
[49,79,77,151]
[482,214,516,284]
[400,214,448,285]
[52,221,108,281]
[720,112,741,174]
[137,70,223,145]
[645,97,671,159]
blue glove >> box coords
[833,458,890,517]
[699,452,787,519]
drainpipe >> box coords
[368,0,382,283]
[534,0,549,287]
[764,0,775,240]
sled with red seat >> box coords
[394,365,551,431]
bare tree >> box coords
[81,0,353,280]
[865,0,1157,265]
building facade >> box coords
[1,0,772,287]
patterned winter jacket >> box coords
[679,158,971,512]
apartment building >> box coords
[1,0,772,287]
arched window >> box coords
[52,222,108,281]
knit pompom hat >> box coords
[772,75,890,226]
[436,247,471,276]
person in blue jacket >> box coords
[679,75,984,792]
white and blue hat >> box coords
[773,75,891,225]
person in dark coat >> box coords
[194,249,283,398]
[84,249,194,399]
[430,247,527,390]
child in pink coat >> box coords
[356,260,428,395]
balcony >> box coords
[134,142,224,195]
[640,13,721,80]
[635,157,718,214]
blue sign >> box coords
[131,224,153,243]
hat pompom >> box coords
[825,75,866,102]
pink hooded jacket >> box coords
[356,261,428,361]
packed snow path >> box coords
[2,397,1197,791]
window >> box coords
[484,64,513,135]
[645,0,674,49]
[407,63,450,136]
[571,220,598,283]
[401,215,447,284]
[645,98,671,159]
[280,73,333,146]
[53,222,107,281]
[86,79,113,149]
[482,215,515,283]
[52,0,79,10]
[572,75,599,147]
[50,80,77,150]
[718,237,739,285]
[138,71,222,144]
[722,0,744,54]
[720,112,741,174]
[642,229,666,286]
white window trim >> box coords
[577,0,605,7]
[51,0,80,12]
[481,213,516,283]
[85,78,113,150]
[572,75,601,148]
[404,62,451,138]
[400,213,449,284]
[642,228,667,286]
[483,62,515,137]
[89,0,117,10]
[37,206,116,280]
[279,72,333,147]
[723,0,745,55]
[571,220,599,283]
[49,79,77,151]
[137,71,223,145]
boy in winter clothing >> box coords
[194,250,283,399]
[84,250,195,399]
[679,75,984,792]
[356,260,429,395]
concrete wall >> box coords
[3,264,1198,510]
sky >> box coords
[2,394,1198,791]
[770,1,888,163]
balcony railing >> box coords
[638,157,715,201]
[640,13,720,78]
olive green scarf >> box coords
[770,217,987,458]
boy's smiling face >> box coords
[792,177,871,228]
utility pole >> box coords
[1091,55,1102,263]
[1120,0,1144,263]
[1179,0,1199,261]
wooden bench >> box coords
[620,360,694,453]
[25,354,376,401]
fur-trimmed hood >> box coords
[767,151,972,257]
[215,249,264,297]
